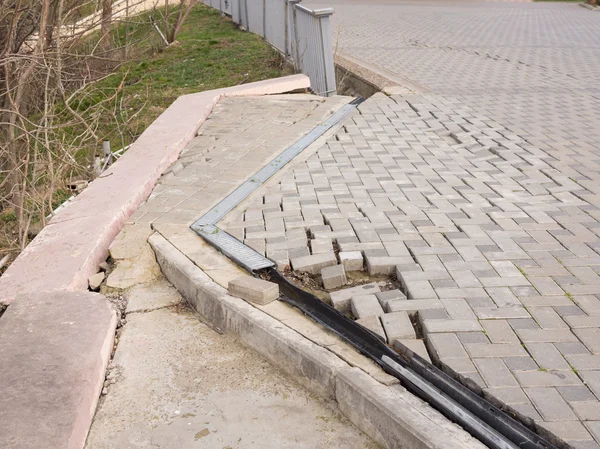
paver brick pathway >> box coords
[293,1,600,446]
[230,91,600,449]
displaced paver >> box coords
[228,276,279,305]
[351,294,385,319]
[322,264,348,289]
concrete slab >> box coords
[0,291,116,449]
[85,306,375,449]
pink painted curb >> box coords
[0,74,310,305]
[0,291,117,449]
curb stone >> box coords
[0,291,117,449]
[149,232,487,449]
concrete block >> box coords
[0,291,117,449]
[311,239,333,254]
[422,319,482,335]
[387,299,443,315]
[329,282,381,313]
[228,276,279,305]
[381,311,416,341]
[290,251,337,275]
[339,251,364,271]
[351,294,385,319]
[356,316,387,342]
[321,264,347,290]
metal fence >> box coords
[202,0,336,96]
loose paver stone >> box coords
[322,264,347,290]
[228,276,279,305]
[351,294,385,319]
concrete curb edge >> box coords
[149,231,487,449]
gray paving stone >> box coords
[366,256,413,275]
[574,328,600,354]
[526,343,571,371]
[514,370,582,387]
[480,320,520,344]
[356,315,386,342]
[474,358,518,387]
[351,294,385,319]
[427,333,468,361]
[375,290,406,310]
[422,320,482,335]
[580,371,600,398]
[542,421,597,446]
[387,299,444,315]
[228,276,279,305]
[515,328,578,343]
[503,357,539,372]
[290,252,337,275]
[525,387,578,421]
[393,339,431,363]
[329,282,380,313]
[339,251,364,271]
[557,386,598,403]
[381,311,416,342]
[321,264,347,290]
[464,343,527,358]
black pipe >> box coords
[265,268,558,449]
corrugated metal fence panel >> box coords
[231,0,242,23]
[292,5,335,96]
[222,0,233,15]
[200,0,336,96]
[243,0,265,36]
[264,0,287,53]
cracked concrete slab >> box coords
[85,295,377,449]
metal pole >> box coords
[102,140,112,167]
[291,2,301,71]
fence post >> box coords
[314,8,336,96]
[286,0,301,60]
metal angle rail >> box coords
[191,99,362,271]
[188,97,558,449]
[191,99,362,229]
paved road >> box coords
[310,0,600,205]
[260,1,600,447]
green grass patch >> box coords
[72,3,291,156]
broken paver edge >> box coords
[0,74,311,306]
[149,231,487,449]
